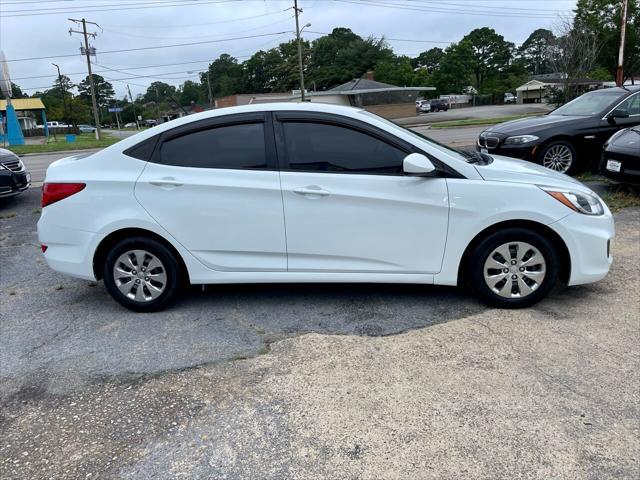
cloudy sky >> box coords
[1,0,577,98]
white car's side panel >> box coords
[280,171,449,273]
[134,163,287,271]
[434,179,577,286]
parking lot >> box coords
[1,182,639,478]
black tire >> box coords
[468,228,559,309]
[103,236,181,312]
[538,140,578,175]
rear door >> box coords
[274,112,450,274]
[135,113,287,272]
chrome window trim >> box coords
[601,91,640,120]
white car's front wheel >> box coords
[469,228,560,308]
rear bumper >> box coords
[552,210,615,286]
[37,219,104,281]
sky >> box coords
[0,0,578,99]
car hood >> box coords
[475,155,590,191]
[484,114,587,135]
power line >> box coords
[4,31,291,62]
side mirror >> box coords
[403,153,436,176]
[608,108,629,119]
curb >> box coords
[17,148,103,157]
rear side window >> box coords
[124,135,158,161]
[160,122,266,169]
[281,122,406,174]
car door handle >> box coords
[293,186,330,197]
[149,178,183,188]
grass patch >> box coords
[6,133,119,155]
[429,114,539,129]
[601,187,640,212]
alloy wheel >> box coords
[483,241,546,298]
[113,249,167,302]
[542,144,573,173]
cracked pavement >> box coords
[1,188,639,479]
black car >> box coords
[599,126,640,186]
[430,99,449,112]
[0,148,31,199]
[477,86,640,175]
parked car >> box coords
[477,86,640,175]
[144,119,158,127]
[78,124,96,133]
[599,126,640,186]
[504,93,516,104]
[0,148,31,199]
[46,121,68,128]
[124,122,137,128]
[415,99,430,114]
[38,103,614,312]
[430,99,449,112]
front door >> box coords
[135,114,287,272]
[275,115,449,274]
[598,92,640,144]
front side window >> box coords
[282,122,406,174]
[160,122,266,169]
[617,93,640,115]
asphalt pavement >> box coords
[395,103,553,126]
[1,185,639,479]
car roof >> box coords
[589,86,640,95]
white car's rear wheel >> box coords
[103,237,180,312]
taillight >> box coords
[42,183,86,208]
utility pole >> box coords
[52,63,70,133]
[206,71,213,108]
[127,84,140,130]
[293,0,306,102]
[69,18,102,139]
[616,0,629,87]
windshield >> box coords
[358,110,474,162]
[550,90,621,116]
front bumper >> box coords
[0,170,31,198]
[599,152,640,186]
[551,209,615,286]
[476,142,541,162]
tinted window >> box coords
[124,135,158,161]
[160,123,266,169]
[282,122,406,174]
[618,93,640,115]
[550,90,623,116]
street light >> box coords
[52,63,70,132]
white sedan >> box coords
[38,103,614,311]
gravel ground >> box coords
[1,188,638,479]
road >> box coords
[395,103,552,126]
[21,126,481,184]
[1,186,639,479]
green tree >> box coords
[517,28,557,75]
[308,28,394,90]
[374,56,415,86]
[179,80,203,106]
[574,0,639,82]
[142,81,176,104]
[411,47,445,73]
[77,74,115,110]
[459,28,513,92]
[432,42,473,94]
[205,54,245,97]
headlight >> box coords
[539,186,604,215]
[503,135,539,145]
